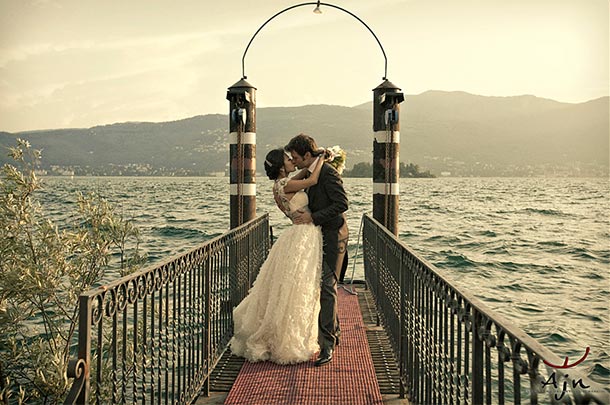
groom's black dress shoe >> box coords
[315,348,333,367]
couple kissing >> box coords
[230,133,349,367]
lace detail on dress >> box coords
[273,178,291,213]
[274,178,310,222]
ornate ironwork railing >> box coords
[362,214,608,405]
[65,214,270,404]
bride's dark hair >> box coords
[264,148,286,180]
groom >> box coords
[286,133,349,367]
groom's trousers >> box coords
[319,215,349,351]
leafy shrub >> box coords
[0,140,145,404]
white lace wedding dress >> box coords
[229,178,323,364]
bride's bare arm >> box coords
[283,155,324,194]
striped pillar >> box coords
[227,78,257,229]
[372,79,404,235]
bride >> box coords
[229,147,326,364]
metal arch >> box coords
[241,2,388,80]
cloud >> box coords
[0,30,229,102]
[0,31,229,68]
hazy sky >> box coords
[0,0,608,132]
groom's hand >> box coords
[293,209,313,225]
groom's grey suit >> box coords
[306,162,348,351]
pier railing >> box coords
[362,214,608,405]
[65,214,270,404]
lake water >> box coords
[38,176,609,386]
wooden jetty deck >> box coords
[193,285,408,405]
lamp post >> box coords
[226,79,257,229]
[372,80,404,235]
[229,1,403,236]
[240,2,388,81]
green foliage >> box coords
[343,161,436,178]
[0,140,145,404]
[344,162,372,177]
[400,162,435,178]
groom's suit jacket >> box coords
[307,162,348,273]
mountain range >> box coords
[1,91,607,177]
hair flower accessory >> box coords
[324,145,347,175]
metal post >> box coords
[399,248,406,399]
[372,79,404,235]
[204,246,211,396]
[226,79,257,229]
[472,311,484,404]
[77,295,92,404]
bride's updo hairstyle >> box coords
[264,148,286,180]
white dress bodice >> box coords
[273,178,310,222]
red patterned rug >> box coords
[224,287,383,405]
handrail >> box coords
[64,214,270,404]
[241,2,388,80]
[362,213,609,404]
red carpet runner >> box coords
[224,287,383,405]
